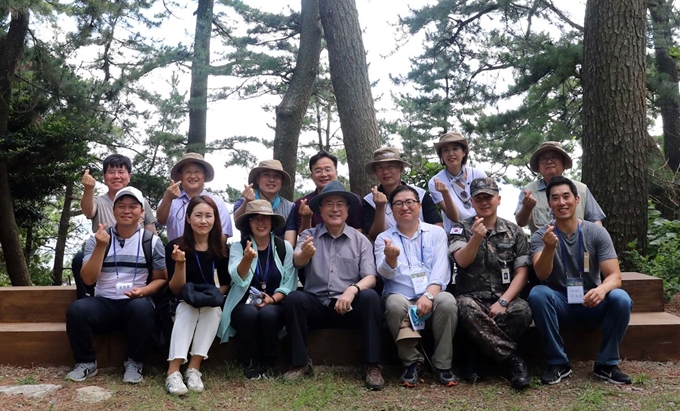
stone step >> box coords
[0,272,664,324]
[1,312,679,368]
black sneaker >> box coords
[400,362,422,388]
[593,363,632,385]
[244,363,262,380]
[505,355,531,390]
[436,368,459,387]
[540,364,572,385]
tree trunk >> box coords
[186,0,213,155]
[52,181,74,286]
[23,223,32,264]
[0,9,31,286]
[319,0,380,195]
[582,0,648,264]
[274,0,322,200]
[649,0,680,172]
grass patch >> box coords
[17,375,37,385]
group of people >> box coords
[64,132,633,395]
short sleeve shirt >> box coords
[91,194,156,232]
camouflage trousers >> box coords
[457,295,532,362]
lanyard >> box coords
[254,243,272,288]
[399,232,424,268]
[112,228,142,283]
[554,223,583,278]
[194,252,215,284]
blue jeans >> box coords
[528,285,632,366]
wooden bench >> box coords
[0,272,678,367]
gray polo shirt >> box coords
[296,223,376,304]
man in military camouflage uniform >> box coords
[449,177,532,389]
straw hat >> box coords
[234,199,286,232]
[171,153,215,182]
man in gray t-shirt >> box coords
[528,176,632,386]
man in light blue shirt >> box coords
[375,185,458,388]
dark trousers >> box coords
[284,289,382,367]
[72,251,93,299]
[66,296,155,363]
[231,303,285,367]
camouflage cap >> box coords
[470,177,499,198]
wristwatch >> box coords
[498,298,509,307]
[424,292,435,301]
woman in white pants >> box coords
[164,196,230,395]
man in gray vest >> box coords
[514,141,605,233]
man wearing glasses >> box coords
[515,141,605,233]
[362,147,442,241]
[374,185,458,388]
[283,181,384,390]
[449,177,532,390]
[157,153,233,241]
[292,151,363,234]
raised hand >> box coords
[300,236,316,259]
[471,217,487,239]
[298,198,312,217]
[521,189,537,209]
[434,177,449,193]
[242,183,255,202]
[165,179,182,199]
[371,186,387,208]
[383,238,400,259]
[243,240,257,260]
[94,224,110,247]
[542,225,558,250]
[82,169,96,189]
[171,244,186,262]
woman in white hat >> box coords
[217,200,297,379]
[428,132,487,233]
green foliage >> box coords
[628,203,680,300]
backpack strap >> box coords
[240,235,287,263]
[142,228,154,284]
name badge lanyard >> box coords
[112,229,142,284]
[254,244,272,291]
[194,252,215,285]
[399,234,424,269]
[445,168,471,209]
[554,223,584,278]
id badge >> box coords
[116,282,133,295]
[501,268,511,284]
[213,268,220,288]
[410,269,428,295]
[583,252,590,273]
[566,278,584,304]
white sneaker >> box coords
[185,368,204,392]
[165,371,188,395]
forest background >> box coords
[0,0,679,297]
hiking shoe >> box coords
[122,358,144,384]
[436,368,459,387]
[365,363,385,390]
[283,359,313,381]
[66,361,97,382]
[185,368,204,392]
[540,363,572,385]
[400,362,422,388]
[261,365,280,380]
[505,355,530,390]
[593,363,632,385]
[165,371,188,395]
[244,364,262,380]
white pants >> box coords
[167,301,221,363]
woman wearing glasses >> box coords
[217,200,297,379]
[362,147,442,241]
[428,132,487,234]
[165,196,230,395]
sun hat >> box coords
[234,199,286,232]
[308,181,361,214]
[529,141,573,173]
[171,153,215,182]
[395,317,421,342]
[364,147,410,174]
[433,131,468,152]
[247,159,291,187]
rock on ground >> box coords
[0,384,61,399]
[75,386,112,403]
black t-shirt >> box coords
[165,239,230,290]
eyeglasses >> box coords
[391,199,419,209]
[312,167,336,176]
[321,202,347,210]
[539,155,561,164]
[182,169,205,176]
[249,215,272,223]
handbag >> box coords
[182,283,224,308]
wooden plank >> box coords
[0,286,76,323]
[620,272,665,313]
